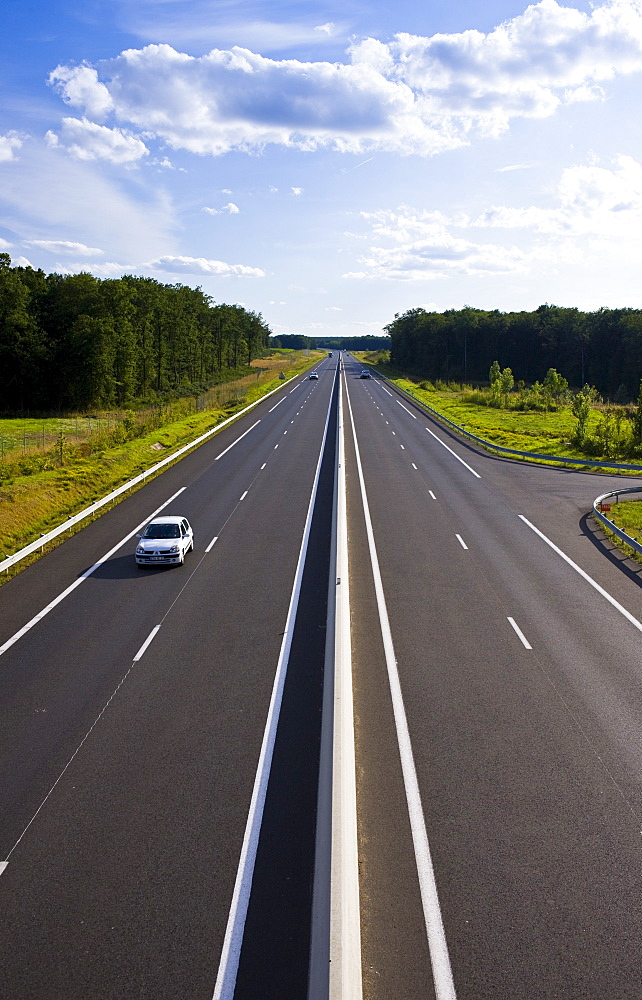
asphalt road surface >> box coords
[2,352,642,999]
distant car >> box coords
[309,371,319,379]
[360,370,372,378]
[328,352,333,357]
[136,516,194,566]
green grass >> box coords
[0,349,321,580]
[605,499,642,546]
[353,355,637,470]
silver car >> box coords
[136,516,194,566]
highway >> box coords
[2,352,642,998]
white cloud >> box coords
[315,23,337,37]
[474,154,642,235]
[146,255,265,277]
[45,118,149,164]
[12,256,32,268]
[0,132,24,163]
[48,64,114,120]
[26,239,104,256]
[291,187,303,196]
[0,141,173,262]
[46,2,642,157]
[345,206,535,280]
[203,202,240,215]
[0,238,12,250]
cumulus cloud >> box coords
[146,255,265,277]
[344,206,535,280]
[27,239,104,256]
[45,118,149,164]
[0,132,24,163]
[204,202,240,215]
[46,1,642,157]
[474,154,642,235]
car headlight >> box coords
[168,545,179,553]
[136,546,145,554]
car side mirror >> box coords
[136,533,142,538]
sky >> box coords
[2,0,642,339]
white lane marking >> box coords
[455,534,468,550]
[268,397,286,413]
[239,491,248,502]
[392,431,396,436]
[396,400,418,419]
[260,463,266,470]
[274,444,279,449]
[429,490,437,500]
[519,515,642,633]
[289,385,300,392]
[0,861,8,876]
[215,420,261,461]
[507,617,532,650]
[206,536,219,553]
[381,386,393,396]
[344,383,457,1000]
[386,421,389,425]
[412,463,418,470]
[133,624,161,662]
[425,428,481,479]
[310,374,362,1000]
[400,444,405,450]
[0,488,186,657]
[284,430,288,435]
[213,365,339,1000]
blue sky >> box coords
[2,0,642,338]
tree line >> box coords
[0,254,272,412]
[273,334,391,351]
[385,304,642,400]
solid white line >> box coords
[344,383,457,1000]
[0,488,186,657]
[205,536,219,553]
[268,396,286,412]
[0,862,8,876]
[519,515,642,633]
[455,534,468,550]
[212,367,338,1000]
[429,490,437,500]
[215,420,261,461]
[396,400,418,419]
[332,378,362,1000]
[507,617,532,649]
[133,624,161,662]
[425,428,481,479]
[239,491,248,501]
[412,463,418,470]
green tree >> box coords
[571,385,598,446]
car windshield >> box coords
[143,523,180,539]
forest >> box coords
[0,254,272,412]
[386,304,642,400]
[273,334,391,351]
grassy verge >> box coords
[598,498,642,565]
[0,349,321,580]
[353,354,639,472]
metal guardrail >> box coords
[373,370,642,475]
[0,373,300,575]
[592,487,642,556]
